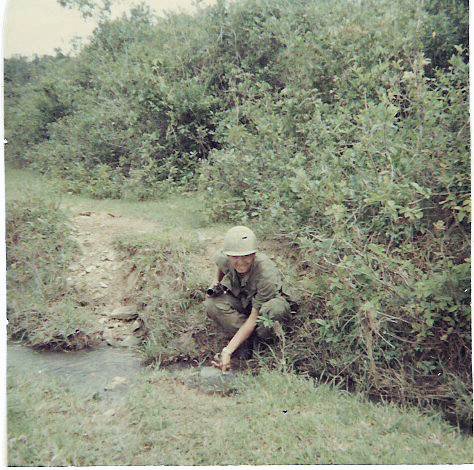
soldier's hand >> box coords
[211,348,232,373]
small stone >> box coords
[126,273,139,292]
[108,306,138,320]
[103,330,121,346]
[99,282,108,288]
[105,377,128,390]
[111,376,128,386]
[85,266,95,273]
[200,366,222,379]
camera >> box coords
[206,283,229,297]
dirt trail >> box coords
[67,210,160,347]
[67,208,224,348]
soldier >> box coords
[204,226,292,372]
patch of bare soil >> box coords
[67,211,160,348]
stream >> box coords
[7,342,145,401]
[7,342,241,399]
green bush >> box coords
[197,0,470,428]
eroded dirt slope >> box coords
[67,210,160,347]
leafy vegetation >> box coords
[4,0,470,429]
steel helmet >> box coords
[223,226,257,256]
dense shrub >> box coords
[198,0,470,428]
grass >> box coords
[6,195,98,349]
[5,166,229,234]
[8,367,473,466]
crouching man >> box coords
[204,226,292,372]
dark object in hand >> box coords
[206,283,229,297]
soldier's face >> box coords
[229,253,255,274]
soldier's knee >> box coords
[259,297,290,320]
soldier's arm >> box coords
[216,269,224,283]
[213,308,258,372]
[225,307,259,353]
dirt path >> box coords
[67,210,160,347]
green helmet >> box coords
[223,226,257,256]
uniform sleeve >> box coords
[213,251,229,273]
[252,261,282,310]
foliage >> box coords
[6,199,96,349]
[422,0,469,71]
[195,0,471,429]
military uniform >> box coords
[204,251,291,339]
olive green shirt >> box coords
[214,251,283,310]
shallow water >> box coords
[7,342,145,400]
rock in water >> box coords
[108,376,128,389]
[108,306,138,320]
[182,366,240,395]
[199,366,223,379]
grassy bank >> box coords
[6,196,97,349]
[6,167,472,466]
[6,169,472,429]
[8,367,472,466]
